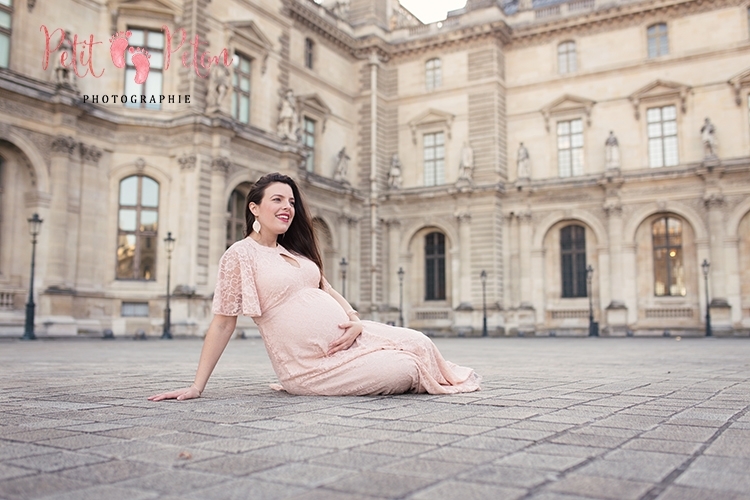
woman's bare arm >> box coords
[148,314,238,401]
[323,282,363,355]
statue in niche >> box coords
[516,142,530,179]
[388,153,402,189]
[458,141,474,180]
[207,64,230,111]
[604,131,620,169]
[54,30,77,89]
[277,89,299,140]
[333,147,350,183]
[700,117,717,158]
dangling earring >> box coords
[252,219,261,234]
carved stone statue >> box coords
[388,153,402,189]
[277,89,299,140]
[517,142,530,179]
[700,117,717,158]
[458,141,474,180]
[207,64,230,111]
[605,131,620,169]
[333,147,350,183]
[55,30,77,89]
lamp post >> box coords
[702,259,712,337]
[161,231,175,339]
[586,264,598,337]
[339,257,348,298]
[480,270,488,337]
[397,267,405,327]
[22,213,43,340]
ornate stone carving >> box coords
[517,142,530,179]
[333,147,350,183]
[211,156,230,174]
[277,89,299,140]
[388,153,402,189]
[700,118,717,158]
[50,136,77,157]
[703,192,725,209]
[79,143,102,164]
[179,154,197,171]
[135,158,146,172]
[605,131,620,169]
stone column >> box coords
[383,219,400,311]
[208,157,229,291]
[456,212,472,309]
[705,194,731,330]
[45,136,77,289]
[75,143,103,290]
[605,202,628,333]
[368,51,380,319]
[177,154,198,287]
[338,214,351,293]
[518,210,535,333]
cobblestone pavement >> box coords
[1,337,749,500]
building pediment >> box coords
[298,94,331,132]
[541,94,595,131]
[408,109,455,144]
[228,21,273,73]
[113,0,179,18]
[628,79,691,119]
[729,68,750,106]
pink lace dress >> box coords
[212,237,481,396]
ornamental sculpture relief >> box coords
[516,142,530,180]
[388,153,402,189]
[333,147,350,183]
[604,131,620,169]
[700,118,717,158]
[277,89,299,141]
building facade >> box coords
[0,0,749,337]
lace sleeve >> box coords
[212,245,262,317]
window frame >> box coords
[652,216,686,297]
[646,104,679,168]
[560,225,587,298]
[123,27,164,110]
[424,232,446,301]
[423,130,446,186]
[303,116,316,172]
[304,37,314,69]
[0,0,12,69]
[425,58,442,91]
[226,189,246,249]
[116,174,159,281]
[647,23,669,59]
[231,52,252,124]
[557,40,576,75]
[556,118,584,177]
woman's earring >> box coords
[252,220,261,234]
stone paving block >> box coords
[182,477,307,500]
[640,424,719,442]
[421,423,495,436]
[525,442,608,458]
[116,469,227,495]
[251,462,350,487]
[0,443,57,461]
[0,464,33,481]
[37,484,160,500]
[509,420,576,433]
[126,445,224,465]
[603,449,689,468]
[37,434,126,451]
[590,414,664,430]
[549,432,630,448]
[657,485,748,500]
[675,468,750,494]
[494,452,587,471]
[575,456,675,483]
[450,435,531,454]
[58,459,156,484]
[376,457,474,479]
[408,479,527,500]
[236,419,300,431]
[545,473,653,500]
[0,429,81,443]
[337,428,413,442]
[84,440,172,459]
[0,475,91,500]
[307,450,395,470]
[458,464,553,488]
[240,443,333,462]
[324,471,439,497]
[296,435,374,450]
[620,437,702,455]
[4,450,110,472]
[703,431,750,459]
[352,440,437,457]
[184,453,283,476]
[482,427,556,441]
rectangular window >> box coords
[647,23,668,58]
[0,0,12,69]
[561,225,587,298]
[425,232,446,301]
[231,54,251,124]
[124,28,164,110]
[557,119,584,177]
[647,105,678,168]
[305,38,314,69]
[303,117,315,172]
[425,58,442,91]
[423,131,445,186]
[121,302,150,317]
[558,41,576,75]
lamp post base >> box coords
[22,303,36,340]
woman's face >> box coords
[250,182,295,235]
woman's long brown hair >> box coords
[245,173,324,279]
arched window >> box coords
[425,232,446,301]
[647,23,668,58]
[117,175,159,280]
[0,0,12,68]
[652,217,685,296]
[557,41,576,74]
[226,189,246,249]
[425,58,442,91]
[560,225,587,298]
[305,38,314,69]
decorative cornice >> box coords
[541,94,596,131]
[407,108,455,144]
[628,79,691,119]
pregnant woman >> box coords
[149,173,480,400]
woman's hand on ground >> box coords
[327,320,364,356]
[148,385,201,402]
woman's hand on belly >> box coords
[327,320,364,356]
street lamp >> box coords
[702,259,712,337]
[397,267,405,327]
[480,270,488,337]
[339,257,348,298]
[586,264,598,337]
[22,213,43,340]
[161,231,176,339]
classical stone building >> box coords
[0,0,749,337]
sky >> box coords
[399,0,468,24]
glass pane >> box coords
[119,209,137,231]
[140,210,158,232]
[558,136,570,149]
[646,108,661,122]
[558,151,571,177]
[647,122,662,138]
[139,236,156,280]
[663,121,677,136]
[435,132,444,145]
[240,76,250,92]
[144,72,162,100]
[141,177,159,207]
[241,58,250,73]
[434,71,442,87]
[149,51,163,70]
[0,0,11,6]
[571,134,583,148]
[116,234,136,279]
[664,137,679,166]
[119,177,138,205]
[129,30,144,47]
[435,145,444,159]
[436,160,445,184]
[232,71,238,86]
[0,33,9,69]
[649,139,663,168]
[652,218,667,247]
[568,53,576,72]
[662,105,676,120]
[653,248,667,296]
[558,54,567,74]
[670,248,685,296]
[424,134,434,147]
[231,93,238,119]
[239,96,249,123]
[659,37,668,56]
[0,11,10,30]
[424,148,434,161]
[124,71,140,107]
[571,119,583,133]
[558,121,570,135]
[572,149,583,175]
[148,32,164,49]
[667,218,682,245]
